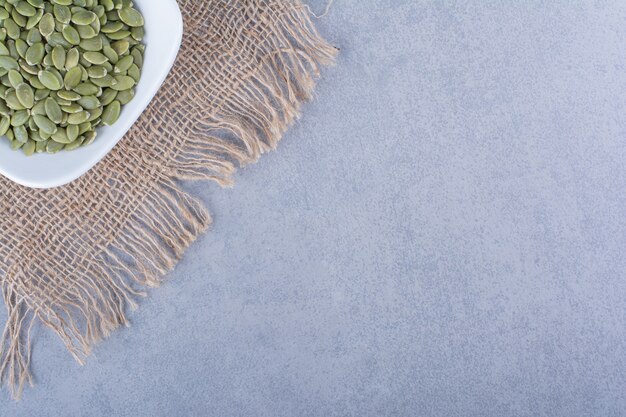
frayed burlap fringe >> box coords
[0,0,336,399]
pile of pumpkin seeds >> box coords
[0,0,144,155]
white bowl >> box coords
[0,0,183,189]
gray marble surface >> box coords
[3,1,626,416]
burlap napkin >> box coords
[0,0,336,399]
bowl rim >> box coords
[0,0,183,189]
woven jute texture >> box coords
[0,0,336,399]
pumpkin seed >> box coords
[52,5,70,24]
[33,114,57,134]
[101,99,119,125]
[65,46,79,68]
[7,69,23,87]
[67,110,90,124]
[38,12,54,37]
[83,51,107,64]
[15,82,33,107]
[38,69,61,90]
[73,82,98,95]
[15,1,36,18]
[113,54,131,73]
[13,125,28,143]
[22,138,35,155]
[44,97,62,123]
[63,65,82,89]
[118,7,142,27]
[51,45,65,69]
[110,75,133,91]
[0,55,18,69]
[10,109,30,126]
[57,89,81,101]
[46,139,64,153]
[61,25,80,45]
[0,116,10,135]
[24,41,44,65]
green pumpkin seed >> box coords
[38,12,54,37]
[101,21,123,33]
[71,10,96,25]
[57,89,80,101]
[38,69,61,90]
[60,103,82,113]
[106,29,130,40]
[113,54,132,73]
[87,65,106,78]
[46,139,63,153]
[33,114,56,134]
[63,65,82,89]
[10,109,29,126]
[13,125,28,143]
[77,94,99,109]
[51,45,65,69]
[65,46,79,69]
[115,87,133,105]
[20,60,39,75]
[11,10,28,28]
[111,75,133,91]
[0,116,10,135]
[82,129,96,145]
[67,110,90,124]
[44,97,62,123]
[0,55,18,70]
[0,101,10,116]
[90,73,114,87]
[24,41,44,65]
[52,5,70,24]
[63,138,82,151]
[7,69,23,87]
[14,39,28,59]
[35,139,46,152]
[76,23,97,39]
[61,25,80,45]
[118,7,143,27]
[15,82,33,107]
[78,35,102,51]
[26,27,41,46]
[83,51,107,64]
[101,99,119,125]
[73,82,98,95]
[102,44,118,63]
[67,123,78,141]
[22,139,35,155]
[10,139,24,150]
[130,26,143,42]
[99,87,116,105]
[4,19,20,40]
[110,39,128,56]
[0,42,10,56]
[15,1,36,17]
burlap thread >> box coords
[0,0,336,399]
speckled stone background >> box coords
[2,1,626,416]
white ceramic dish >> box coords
[0,0,183,189]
